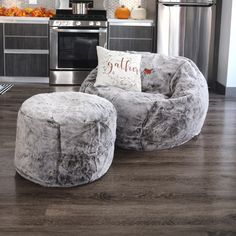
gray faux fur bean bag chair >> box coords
[15,92,117,187]
[80,53,209,151]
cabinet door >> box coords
[5,54,48,77]
[108,25,154,52]
[0,24,4,76]
[4,23,49,77]
[109,25,153,39]
[5,37,48,50]
[4,23,48,50]
[109,39,153,52]
[4,23,48,37]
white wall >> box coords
[217,0,236,88]
[102,0,156,19]
[227,0,236,87]
[217,0,232,86]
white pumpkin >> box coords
[131,6,147,20]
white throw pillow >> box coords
[94,46,142,92]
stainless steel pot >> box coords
[72,3,88,15]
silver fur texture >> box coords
[15,92,117,187]
[80,53,209,151]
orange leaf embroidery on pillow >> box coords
[144,68,154,75]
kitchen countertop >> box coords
[108,18,154,26]
[0,16,154,26]
[0,16,50,24]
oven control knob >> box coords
[61,21,66,26]
[89,21,94,26]
[76,21,81,26]
[54,21,61,26]
[96,21,101,26]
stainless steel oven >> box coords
[49,10,107,85]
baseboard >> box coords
[216,81,236,97]
[226,87,236,98]
[215,81,226,95]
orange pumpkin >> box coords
[115,5,130,19]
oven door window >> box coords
[58,32,99,69]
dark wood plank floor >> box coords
[0,84,236,236]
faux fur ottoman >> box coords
[14,92,117,187]
[80,53,209,151]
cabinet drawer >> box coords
[4,23,48,37]
[109,39,153,52]
[109,26,153,39]
[5,54,48,77]
[5,37,48,50]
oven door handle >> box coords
[52,28,107,34]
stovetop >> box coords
[51,9,107,21]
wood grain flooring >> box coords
[0,84,236,236]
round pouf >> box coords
[14,92,117,187]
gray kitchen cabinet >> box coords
[5,37,48,50]
[109,39,153,52]
[108,24,154,52]
[4,23,48,36]
[5,54,48,77]
[1,23,49,77]
[0,24,4,76]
